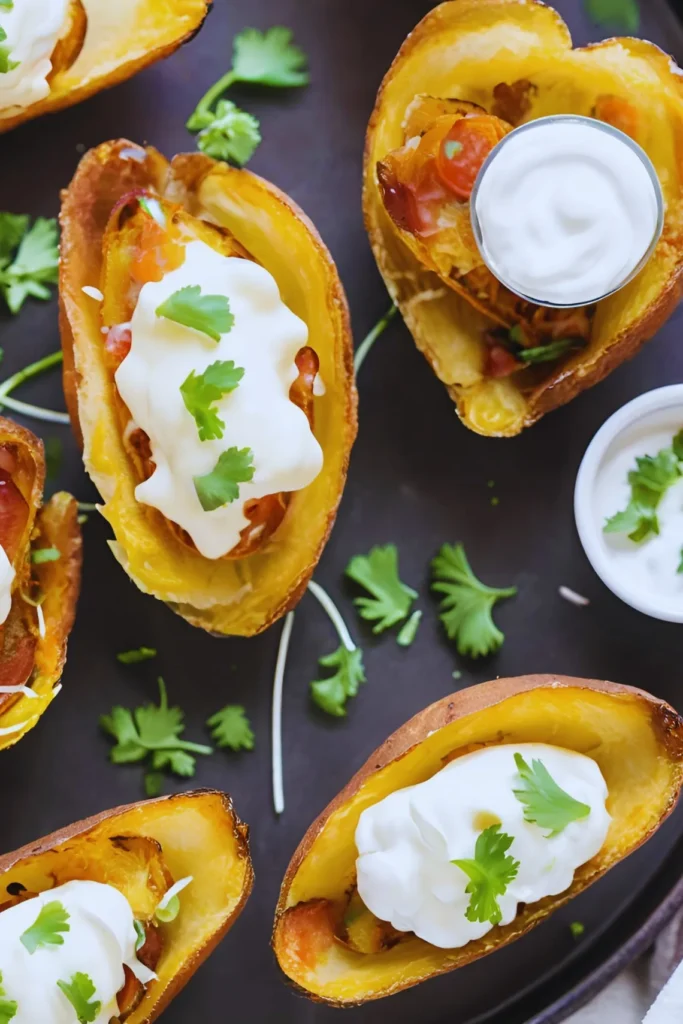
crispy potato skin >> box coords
[0,0,211,133]
[273,675,683,1004]
[0,417,82,750]
[363,0,683,435]
[0,790,253,1024]
[59,140,356,636]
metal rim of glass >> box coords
[469,114,665,309]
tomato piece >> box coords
[0,610,37,689]
[594,95,640,140]
[436,115,510,200]
[0,464,29,564]
[130,217,184,286]
[485,344,522,378]
[104,324,132,371]
[116,965,144,1017]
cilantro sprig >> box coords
[56,973,100,1024]
[431,543,517,657]
[604,431,683,544]
[583,0,639,33]
[156,285,234,342]
[186,26,309,165]
[181,360,244,441]
[20,900,70,954]
[513,753,591,836]
[308,580,366,717]
[0,972,17,1024]
[194,446,255,511]
[0,27,18,75]
[100,677,212,794]
[207,705,255,751]
[346,544,417,635]
[453,825,520,926]
[0,215,58,314]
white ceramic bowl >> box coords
[574,385,683,623]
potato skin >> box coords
[274,675,683,1004]
[363,0,683,436]
[0,789,253,1024]
[59,140,356,636]
[0,0,212,133]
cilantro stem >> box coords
[307,580,356,651]
[190,69,238,124]
[354,304,397,375]
[272,610,294,816]
[77,502,98,513]
[0,351,70,424]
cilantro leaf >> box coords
[678,548,683,575]
[431,543,517,658]
[513,753,591,835]
[345,544,417,634]
[0,2,14,10]
[583,0,639,33]
[56,973,100,1023]
[517,338,583,364]
[156,285,234,342]
[0,213,28,264]
[310,645,366,717]
[0,216,58,314]
[604,440,682,543]
[117,646,157,664]
[232,26,309,87]
[196,100,261,166]
[570,920,585,939]
[181,359,244,441]
[452,825,519,926]
[396,609,422,647]
[20,900,70,954]
[0,971,17,1023]
[194,446,255,511]
[144,771,163,797]
[151,748,197,777]
[207,704,255,750]
[0,27,18,75]
[31,547,60,564]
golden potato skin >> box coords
[363,0,683,436]
[0,417,82,750]
[59,140,356,637]
[274,675,683,1004]
[0,0,211,133]
[0,790,253,1024]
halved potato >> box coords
[274,674,683,1004]
[0,417,82,750]
[59,139,356,636]
[363,0,683,436]
[0,0,211,133]
[0,789,253,1023]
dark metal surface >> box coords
[1,0,683,1021]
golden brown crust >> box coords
[274,675,683,1004]
[59,140,357,636]
[0,0,212,134]
[363,0,683,435]
[0,789,253,1023]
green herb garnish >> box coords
[311,645,366,718]
[517,338,582,364]
[570,920,585,939]
[583,0,639,33]
[56,973,100,1023]
[604,433,683,543]
[207,705,255,751]
[0,972,17,1023]
[181,360,244,441]
[20,900,70,954]
[0,26,18,74]
[513,753,591,835]
[194,100,261,166]
[0,215,58,314]
[133,919,146,952]
[31,547,60,564]
[45,437,63,480]
[117,647,157,664]
[156,285,234,342]
[346,544,417,634]
[396,609,422,647]
[193,446,255,511]
[452,825,519,926]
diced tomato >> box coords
[436,115,510,200]
[377,157,450,235]
[104,324,132,371]
[130,217,184,286]
[485,344,522,378]
[0,465,29,564]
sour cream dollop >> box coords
[0,0,69,114]
[355,743,610,949]
[115,241,324,560]
[0,545,15,624]
[0,879,155,1023]
[472,117,661,307]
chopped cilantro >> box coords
[45,437,62,480]
[207,705,255,751]
[117,647,157,664]
[583,0,639,33]
[31,547,60,564]
[0,216,58,314]
[517,338,582,364]
[56,973,100,1023]
[156,285,234,342]
[604,434,683,544]
[396,609,422,647]
[513,753,591,835]
[181,359,244,441]
[0,26,18,74]
[310,645,366,717]
[133,919,146,952]
[195,100,261,166]
[20,900,70,954]
[0,971,17,1023]
[452,825,520,926]
[570,920,585,939]
[345,544,417,634]
[193,446,255,511]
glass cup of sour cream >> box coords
[470,115,665,308]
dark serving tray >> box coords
[2,0,683,1021]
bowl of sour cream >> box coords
[575,385,683,622]
[470,115,664,309]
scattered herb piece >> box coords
[156,285,234,342]
[491,496,500,507]
[308,580,366,717]
[0,972,17,1024]
[195,100,261,166]
[144,772,163,798]
[570,920,585,939]
[0,27,18,75]
[397,609,422,647]
[137,196,165,227]
[0,216,58,314]
[431,543,517,658]
[56,973,100,1024]
[155,877,193,924]
[0,350,69,424]
[513,753,591,836]
[678,549,683,575]
[452,825,520,925]
[604,433,683,543]
[452,670,462,680]
[181,359,244,441]
[117,647,157,665]
[31,547,60,564]
[487,480,495,488]
[228,26,309,87]
[207,705,255,751]
[133,920,146,952]
[44,437,62,480]
[20,901,70,954]
[346,544,417,634]
[354,304,397,374]
[444,140,463,159]
[517,339,582,364]
[194,446,255,511]
[583,0,639,33]
[0,2,15,10]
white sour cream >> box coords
[0,879,155,1023]
[0,545,14,624]
[355,743,610,949]
[472,117,661,306]
[0,0,69,114]
[115,241,323,560]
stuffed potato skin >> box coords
[273,675,683,1004]
[363,0,683,436]
[0,789,253,1024]
[0,0,211,133]
[59,140,356,637]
